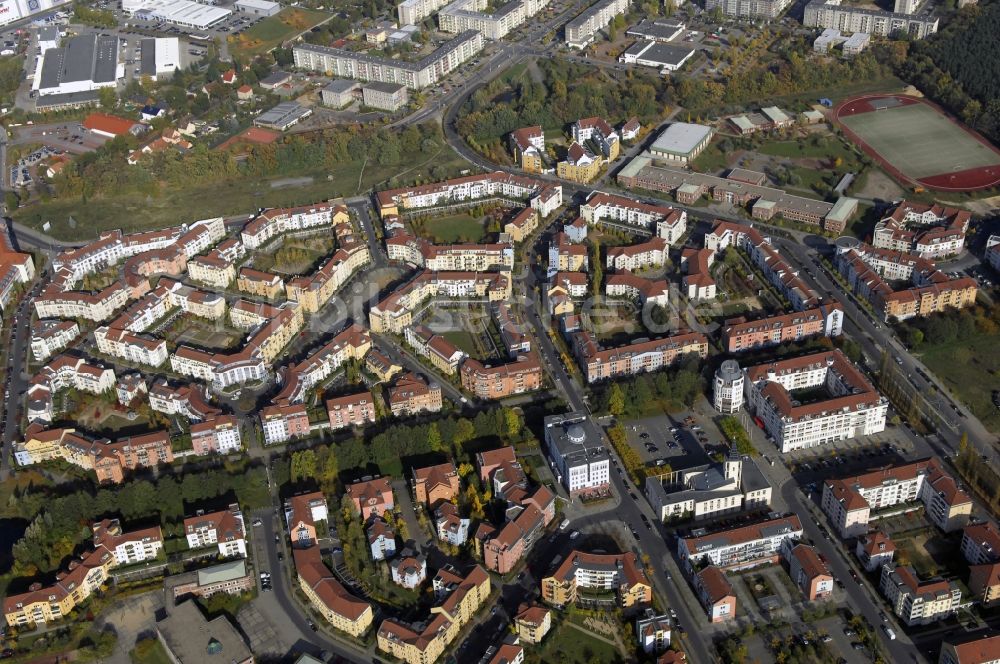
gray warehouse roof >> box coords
[632,41,695,66]
[139,38,156,77]
[363,81,407,94]
[324,79,360,94]
[39,34,118,91]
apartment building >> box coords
[294,31,484,89]
[856,531,896,572]
[370,271,510,334]
[285,243,371,313]
[694,565,736,623]
[439,0,551,39]
[4,519,161,627]
[706,0,791,19]
[504,207,539,243]
[873,201,970,259]
[347,477,394,519]
[435,502,471,546]
[412,462,460,506]
[548,233,589,276]
[569,329,709,384]
[325,391,376,431]
[744,349,886,453]
[26,355,117,424]
[397,0,448,23]
[368,517,397,561]
[237,267,285,299]
[274,323,372,404]
[509,126,545,173]
[836,240,978,322]
[678,514,803,571]
[190,415,243,455]
[785,543,833,600]
[405,325,467,375]
[557,142,602,184]
[261,403,310,445]
[542,551,652,610]
[543,413,610,498]
[378,565,490,664]
[188,253,237,288]
[30,320,79,362]
[240,203,341,249]
[565,0,630,48]
[477,486,555,573]
[986,235,1000,273]
[822,458,972,538]
[515,604,552,644]
[580,191,687,243]
[95,326,168,367]
[34,281,132,321]
[804,0,938,38]
[605,272,670,307]
[645,448,772,522]
[148,380,222,421]
[184,504,246,557]
[939,634,1000,664]
[606,237,669,271]
[376,171,561,218]
[722,303,844,353]
[366,348,402,382]
[713,360,745,414]
[680,247,716,300]
[460,353,543,399]
[962,523,1000,565]
[390,550,427,589]
[573,117,620,160]
[388,372,443,416]
[880,564,962,625]
[0,221,35,311]
[387,235,513,271]
[294,545,374,637]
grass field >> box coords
[531,620,624,664]
[758,139,858,162]
[174,319,244,351]
[14,142,471,241]
[419,213,485,243]
[228,7,330,58]
[840,103,1000,179]
[254,234,334,275]
[915,332,1000,433]
[441,329,482,357]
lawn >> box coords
[441,329,483,357]
[130,638,172,664]
[916,332,1000,433]
[253,233,335,275]
[691,141,731,173]
[15,142,471,241]
[228,7,331,58]
[758,138,858,162]
[417,213,486,243]
[172,319,244,351]
[530,619,625,664]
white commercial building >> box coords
[543,412,610,498]
[678,514,803,571]
[619,40,695,71]
[649,122,714,164]
[744,349,887,453]
[139,38,181,81]
[235,0,280,15]
[0,0,67,28]
[34,34,120,97]
[123,0,231,29]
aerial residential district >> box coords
[0,0,997,661]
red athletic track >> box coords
[832,93,1000,192]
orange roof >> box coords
[83,112,143,136]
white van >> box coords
[559,519,570,531]
[882,626,896,640]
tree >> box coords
[3,191,18,211]
[503,407,521,439]
[98,86,117,109]
[291,449,317,483]
[428,423,443,452]
[607,383,625,417]
[454,418,475,447]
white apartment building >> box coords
[821,458,972,538]
[93,520,164,566]
[543,413,610,497]
[376,171,559,217]
[706,0,791,19]
[30,320,79,362]
[397,0,449,24]
[94,327,169,367]
[241,204,335,249]
[803,0,938,38]
[565,0,630,48]
[293,31,484,90]
[606,237,669,271]
[961,522,1000,565]
[190,416,243,455]
[678,514,803,571]
[873,202,970,259]
[184,505,246,558]
[986,236,1000,273]
[880,564,962,625]
[439,0,550,39]
[744,349,887,453]
[580,191,687,242]
[34,283,131,322]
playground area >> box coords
[835,94,1000,191]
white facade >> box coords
[30,321,79,362]
[714,360,744,413]
[543,413,611,496]
[565,0,630,48]
[439,0,551,39]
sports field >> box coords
[835,94,1000,191]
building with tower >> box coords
[543,412,610,498]
[645,447,772,522]
[714,360,744,413]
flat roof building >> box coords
[139,38,180,81]
[156,600,253,664]
[543,412,610,498]
[35,34,119,97]
[123,0,232,29]
[254,102,313,131]
[361,81,409,112]
[619,40,695,71]
[235,0,281,15]
[649,122,713,164]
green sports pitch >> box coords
[839,102,1000,180]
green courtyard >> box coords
[916,332,1000,433]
